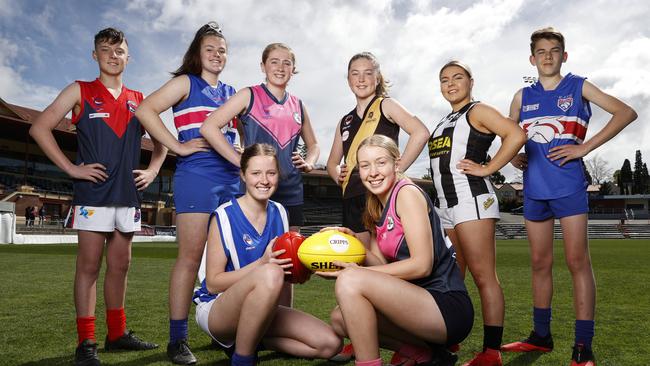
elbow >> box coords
[628,106,638,124]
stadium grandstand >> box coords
[0,97,648,243]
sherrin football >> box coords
[272,231,310,284]
[297,230,366,272]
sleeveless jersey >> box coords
[376,179,467,293]
[71,79,143,207]
[239,84,304,206]
[193,198,289,304]
[172,74,239,180]
[520,73,591,199]
[428,102,496,208]
[340,97,400,198]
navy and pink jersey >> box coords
[375,179,467,294]
[239,84,304,206]
[520,73,592,199]
[172,74,239,177]
[71,79,143,207]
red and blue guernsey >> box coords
[520,73,592,199]
[375,179,467,294]
[172,74,239,179]
[239,84,304,206]
[71,79,143,207]
[193,198,289,304]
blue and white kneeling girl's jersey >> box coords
[193,198,289,304]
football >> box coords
[298,230,366,272]
[272,231,310,284]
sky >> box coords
[1,0,648,181]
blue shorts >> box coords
[523,189,588,221]
[174,170,239,214]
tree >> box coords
[585,154,613,184]
[421,168,432,180]
[633,150,644,194]
[641,163,650,194]
[620,159,633,195]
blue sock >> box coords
[575,320,595,349]
[533,307,552,337]
[231,352,256,366]
[169,318,188,344]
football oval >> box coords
[298,230,366,272]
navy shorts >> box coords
[524,189,589,221]
[174,170,239,214]
[342,194,369,233]
[428,290,474,346]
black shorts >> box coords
[428,290,474,346]
[342,195,369,233]
[284,204,304,227]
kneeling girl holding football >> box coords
[320,135,473,366]
[193,143,341,365]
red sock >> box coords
[106,308,126,341]
[355,358,383,366]
[397,343,432,363]
[76,316,96,345]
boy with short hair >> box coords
[29,27,167,366]
[502,27,637,366]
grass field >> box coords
[1,239,649,365]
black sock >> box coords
[483,325,504,350]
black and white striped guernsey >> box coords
[428,101,496,208]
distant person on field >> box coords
[29,27,166,366]
[501,27,637,366]
[193,143,340,366]
[39,205,46,226]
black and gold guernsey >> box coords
[340,96,400,199]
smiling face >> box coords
[200,35,227,76]
[357,145,400,202]
[348,57,379,99]
[530,38,567,78]
[93,40,129,76]
[439,65,472,107]
[261,47,295,87]
[241,155,279,201]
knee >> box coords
[77,259,102,278]
[334,267,365,300]
[530,253,553,273]
[107,256,131,275]
[256,263,285,294]
[565,252,591,274]
[471,270,500,290]
[316,330,343,359]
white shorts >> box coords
[435,193,500,229]
[65,205,142,233]
[195,297,233,348]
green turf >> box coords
[1,240,648,365]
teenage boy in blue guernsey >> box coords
[502,27,637,366]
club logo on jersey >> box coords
[79,206,95,219]
[243,234,255,249]
[483,196,495,210]
[522,103,539,112]
[293,112,301,124]
[386,216,394,231]
[341,130,350,142]
[126,100,138,113]
[428,135,452,158]
[134,209,141,223]
[557,95,573,112]
[93,97,104,106]
[525,117,564,143]
[343,115,353,126]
